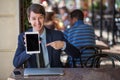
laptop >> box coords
[24,68,64,76]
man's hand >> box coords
[23,35,26,47]
[46,41,65,50]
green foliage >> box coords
[89,1,106,11]
[116,0,120,8]
[24,0,32,31]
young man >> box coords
[13,4,80,68]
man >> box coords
[13,4,80,68]
[64,9,96,66]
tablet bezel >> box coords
[25,32,40,54]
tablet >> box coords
[25,32,40,54]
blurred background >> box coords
[0,0,120,80]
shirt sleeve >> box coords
[61,42,66,50]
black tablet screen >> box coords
[26,34,39,51]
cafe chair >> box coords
[79,45,102,67]
[84,53,120,68]
[62,55,82,68]
[60,51,80,68]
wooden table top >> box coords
[96,40,110,49]
[8,68,120,80]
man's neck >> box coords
[33,28,45,35]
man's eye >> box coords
[32,18,36,20]
[39,16,44,19]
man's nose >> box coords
[36,19,40,24]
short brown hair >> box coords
[70,9,84,20]
[45,12,55,21]
[27,4,46,18]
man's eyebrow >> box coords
[40,14,45,17]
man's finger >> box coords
[46,42,53,46]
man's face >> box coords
[28,11,45,33]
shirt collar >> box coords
[32,28,46,38]
[40,28,46,39]
[74,20,84,27]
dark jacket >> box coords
[13,28,80,68]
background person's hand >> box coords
[46,41,65,50]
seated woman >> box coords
[44,11,63,30]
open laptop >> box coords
[24,68,64,76]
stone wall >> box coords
[0,0,19,80]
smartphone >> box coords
[13,71,21,75]
[25,32,40,54]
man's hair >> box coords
[27,4,46,17]
[70,9,84,20]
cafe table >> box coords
[8,68,120,80]
[95,40,110,50]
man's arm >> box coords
[13,34,30,68]
[46,30,80,58]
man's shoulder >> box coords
[78,23,91,27]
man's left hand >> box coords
[46,41,64,50]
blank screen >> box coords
[26,34,39,51]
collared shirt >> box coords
[64,20,95,48]
[33,28,50,68]
[64,20,96,65]
[39,28,50,68]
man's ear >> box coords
[72,17,77,23]
[73,17,77,21]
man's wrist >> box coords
[61,42,66,50]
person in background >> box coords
[44,12,56,30]
[44,11,62,31]
[64,9,96,67]
[13,4,80,68]
[59,6,70,30]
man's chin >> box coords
[37,28,44,31]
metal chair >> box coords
[65,45,102,68]
[79,45,102,67]
[84,53,120,68]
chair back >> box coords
[85,53,120,68]
[79,45,102,67]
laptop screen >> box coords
[24,68,64,76]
